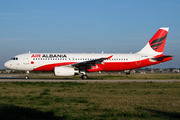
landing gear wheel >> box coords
[125,70,130,75]
[25,71,30,79]
[126,72,130,75]
[81,75,88,80]
[25,76,29,79]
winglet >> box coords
[107,55,113,60]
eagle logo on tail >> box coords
[150,34,167,51]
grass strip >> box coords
[0,82,180,119]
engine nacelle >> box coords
[54,66,79,76]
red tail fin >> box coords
[149,27,169,53]
[138,27,169,55]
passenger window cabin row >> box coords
[32,58,129,61]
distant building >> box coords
[140,71,146,74]
[172,69,180,73]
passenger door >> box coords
[23,54,29,64]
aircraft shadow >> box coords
[0,77,104,80]
[0,77,24,79]
[0,77,78,80]
[0,104,65,120]
[137,107,180,119]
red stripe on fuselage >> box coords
[87,57,171,72]
[32,62,76,71]
[32,57,172,72]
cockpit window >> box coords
[10,57,18,60]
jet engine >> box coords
[54,66,79,76]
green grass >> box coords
[0,82,180,119]
[19,73,180,80]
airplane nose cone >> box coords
[4,62,8,68]
[4,61,10,69]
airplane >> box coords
[4,27,173,79]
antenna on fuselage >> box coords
[28,51,31,53]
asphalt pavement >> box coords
[0,74,180,82]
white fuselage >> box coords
[4,53,167,72]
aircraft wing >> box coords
[71,55,113,70]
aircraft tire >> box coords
[81,75,88,80]
[25,76,29,79]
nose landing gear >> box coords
[25,75,29,79]
[25,71,29,79]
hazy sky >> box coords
[0,0,180,69]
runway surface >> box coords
[0,78,180,83]
[1,74,180,82]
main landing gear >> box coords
[125,70,130,75]
[25,71,29,79]
[80,71,88,80]
[81,74,88,80]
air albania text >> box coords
[42,54,67,58]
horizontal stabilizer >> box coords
[151,55,173,61]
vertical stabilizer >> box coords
[137,27,169,55]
